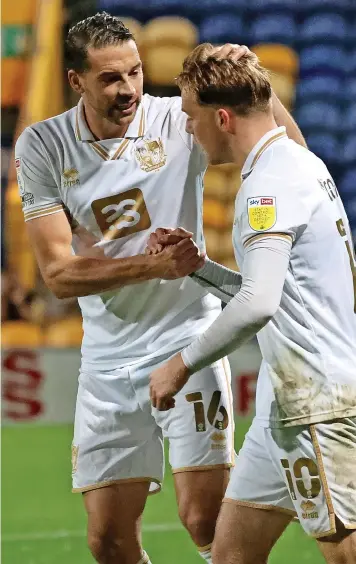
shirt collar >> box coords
[241,126,287,180]
[75,97,146,142]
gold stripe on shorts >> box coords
[310,424,336,536]
[223,498,297,516]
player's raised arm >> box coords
[15,129,204,299]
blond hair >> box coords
[177,43,272,116]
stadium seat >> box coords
[299,14,348,44]
[247,0,299,14]
[44,317,83,347]
[1,321,43,347]
[297,0,349,15]
[203,167,230,200]
[305,133,340,168]
[204,200,229,229]
[199,14,245,45]
[340,135,356,167]
[204,227,222,259]
[183,0,247,24]
[141,17,197,86]
[345,78,356,104]
[252,44,299,77]
[295,102,341,133]
[296,76,343,103]
[338,169,356,200]
[347,49,356,75]
[97,0,148,21]
[1,58,29,106]
[117,18,143,44]
[344,104,356,133]
[250,14,297,46]
[269,73,296,110]
[299,46,347,77]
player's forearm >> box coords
[45,254,162,298]
[181,238,291,373]
[272,91,307,148]
[190,258,242,303]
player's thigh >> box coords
[266,417,356,540]
[213,500,292,564]
[225,418,297,518]
[155,358,235,474]
[173,466,230,525]
[317,519,356,564]
[84,481,150,546]
[72,368,164,495]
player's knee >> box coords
[179,504,216,546]
[87,528,129,564]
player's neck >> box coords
[83,103,129,140]
[230,115,278,167]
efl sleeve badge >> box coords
[247,196,277,231]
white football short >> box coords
[225,417,356,537]
[72,356,234,493]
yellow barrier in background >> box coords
[6,0,64,290]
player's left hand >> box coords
[150,353,191,410]
[212,43,258,65]
[145,227,194,255]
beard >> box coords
[106,98,141,124]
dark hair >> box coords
[177,43,272,116]
[65,12,134,72]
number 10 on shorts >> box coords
[185,391,229,432]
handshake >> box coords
[145,227,206,280]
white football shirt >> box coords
[234,126,356,426]
[15,94,221,370]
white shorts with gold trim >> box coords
[72,356,234,493]
[225,417,356,537]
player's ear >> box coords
[216,108,230,133]
[68,70,85,95]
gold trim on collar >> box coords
[250,131,286,170]
[112,138,130,160]
[138,107,145,137]
[90,142,110,161]
[75,109,81,141]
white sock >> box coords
[199,545,213,564]
[137,550,152,564]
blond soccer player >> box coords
[15,11,306,564]
[150,45,356,564]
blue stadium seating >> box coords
[347,49,356,74]
[199,14,245,45]
[339,169,356,200]
[250,14,297,45]
[296,102,341,132]
[247,0,299,14]
[299,45,347,77]
[345,78,356,104]
[296,76,343,103]
[345,104,356,134]
[297,0,349,15]
[97,0,149,21]
[186,0,247,22]
[340,135,356,167]
[299,14,348,44]
[306,133,340,167]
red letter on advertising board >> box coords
[2,350,44,420]
[238,373,257,415]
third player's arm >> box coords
[272,91,307,148]
[26,212,204,299]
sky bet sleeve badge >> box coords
[247,196,277,231]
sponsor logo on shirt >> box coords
[211,431,227,450]
[135,138,166,172]
[62,168,80,187]
[300,500,319,520]
[247,196,276,231]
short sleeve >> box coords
[15,127,64,222]
[237,175,311,248]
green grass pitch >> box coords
[2,421,323,563]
